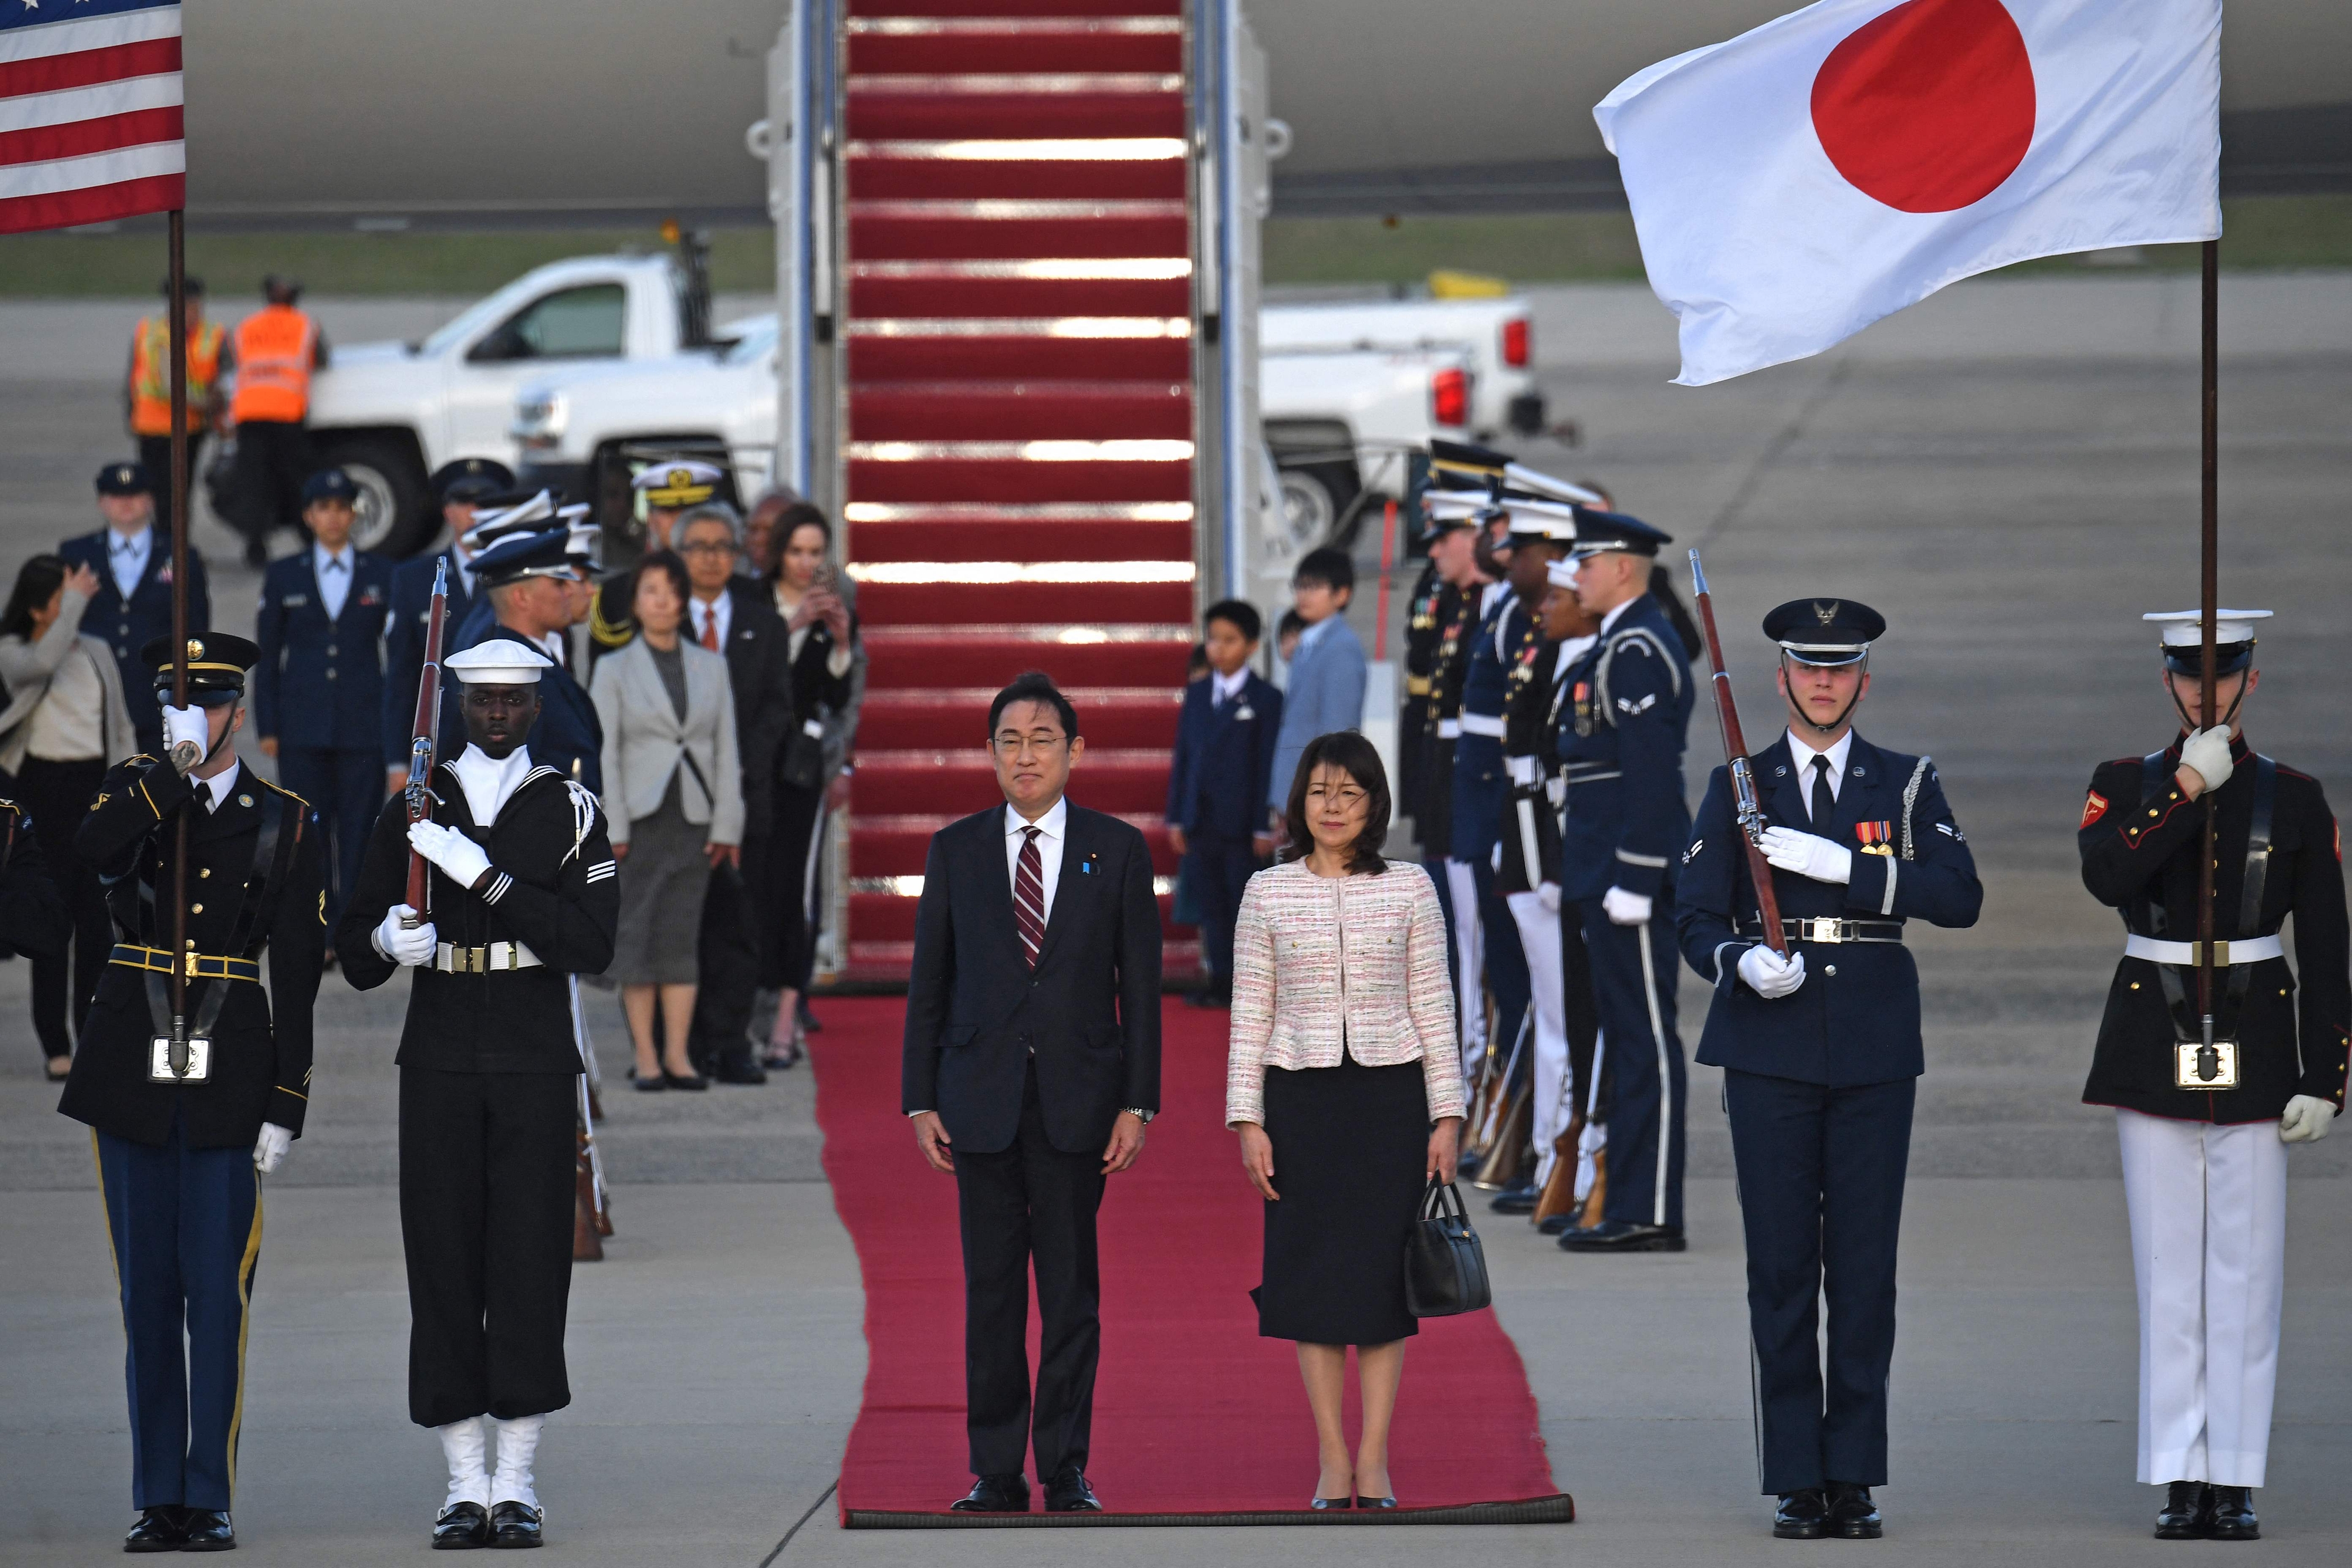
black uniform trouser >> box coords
[687,855,761,1072]
[17,755,110,1058]
[1725,1069,1915,1494]
[231,419,310,551]
[1579,891,1686,1229]
[136,432,209,531]
[954,1062,1105,1480]
[399,1066,576,1428]
[1183,829,1263,989]
[276,745,383,937]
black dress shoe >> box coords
[632,1072,665,1092]
[1309,1496,1352,1510]
[662,1070,709,1091]
[489,1501,543,1548]
[710,1057,768,1085]
[1359,1495,1397,1509]
[1044,1467,1101,1512]
[1536,1212,1579,1236]
[1773,1489,1828,1540]
[1488,1183,1539,1215]
[951,1474,1031,1513]
[1826,1482,1882,1539]
[123,1506,186,1552]
[2155,1480,2211,1540]
[433,1502,491,1549]
[179,1510,235,1551]
[2206,1485,2258,1541]
[1559,1221,1686,1252]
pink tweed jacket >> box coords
[1224,858,1464,1127]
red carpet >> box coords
[811,998,1569,1525]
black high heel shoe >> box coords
[1360,1496,1398,1509]
[1309,1496,1353,1510]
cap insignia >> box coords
[1812,600,1839,627]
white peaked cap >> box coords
[446,638,554,686]
[1502,464,1603,506]
[2144,609,2271,647]
[462,490,556,548]
[1422,491,1491,522]
[1501,497,1581,540]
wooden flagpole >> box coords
[2194,238,2218,1060]
[166,208,192,1065]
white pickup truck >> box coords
[302,251,710,556]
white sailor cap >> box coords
[2146,609,2270,674]
[462,489,557,550]
[1545,556,1582,590]
[445,637,554,686]
[632,459,723,507]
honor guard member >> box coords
[450,528,603,792]
[1422,499,1501,1058]
[1538,555,1608,1232]
[58,634,324,1554]
[335,637,620,1552]
[60,462,212,758]
[588,459,723,660]
[254,468,394,948]
[383,459,513,795]
[1553,510,1694,1253]
[2078,610,2347,1543]
[1396,536,1447,841]
[1409,489,1486,934]
[1676,598,1981,1540]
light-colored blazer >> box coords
[1225,857,1463,1127]
[0,589,136,775]
[589,635,744,848]
[1267,614,1368,810]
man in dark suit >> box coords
[59,461,211,757]
[1165,599,1279,1007]
[255,468,395,944]
[1676,599,1982,1543]
[382,459,512,798]
[901,672,1162,1515]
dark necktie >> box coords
[1810,754,1835,827]
[1014,827,1046,967]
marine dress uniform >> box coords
[1408,492,1484,977]
[59,462,212,757]
[253,470,395,935]
[1676,599,1982,1539]
[1398,553,1446,835]
[57,634,323,1554]
[1553,511,1694,1252]
[335,638,620,1550]
[2076,610,2348,1542]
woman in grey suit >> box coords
[590,551,744,1091]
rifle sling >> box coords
[141,788,298,1043]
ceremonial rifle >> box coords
[1688,552,1789,958]
[401,559,450,926]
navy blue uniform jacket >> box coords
[1165,671,1282,840]
[1555,594,1694,901]
[253,549,393,751]
[1677,733,1982,1085]
[57,528,210,750]
[382,549,473,766]
[447,597,603,795]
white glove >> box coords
[162,703,209,772]
[1602,886,1653,926]
[1536,881,1561,914]
[1760,826,1853,885]
[407,820,493,891]
[253,1122,292,1174]
[2179,726,2234,795]
[2280,1094,2337,1144]
[372,904,437,966]
[1738,943,1808,998]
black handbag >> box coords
[1404,1176,1492,1317]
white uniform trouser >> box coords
[1445,860,1487,1059]
[2116,1108,2288,1486]
[1505,890,1569,1189]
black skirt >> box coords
[1254,1052,1431,1345]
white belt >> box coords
[435,940,543,974]
[1436,718,1463,739]
[1458,712,1506,738]
[2124,934,2283,967]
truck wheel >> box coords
[314,433,433,558]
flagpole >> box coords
[2194,237,2217,1052]
[167,207,191,1063]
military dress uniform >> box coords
[1553,512,1694,1251]
[1398,556,1448,834]
[2077,611,2348,1538]
[586,459,723,665]
[56,635,323,1551]
[1676,600,1982,1534]
[448,529,604,793]
[59,462,212,757]
[381,461,514,774]
[1449,576,1533,1068]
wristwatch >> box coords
[1122,1106,1154,1124]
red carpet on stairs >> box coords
[811,998,1571,1526]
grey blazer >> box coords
[588,635,745,848]
[0,589,137,775]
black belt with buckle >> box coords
[1742,917,1906,945]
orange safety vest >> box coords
[230,304,318,424]
[128,316,226,436]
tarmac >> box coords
[2,269,2350,1562]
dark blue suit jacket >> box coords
[382,549,473,765]
[447,597,602,795]
[1555,594,1693,901]
[1165,671,1281,840]
[57,527,210,751]
[1676,733,1982,1085]
[253,549,393,753]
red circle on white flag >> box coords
[1810,0,2036,213]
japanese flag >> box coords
[1595,0,2220,386]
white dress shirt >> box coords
[1786,728,1855,821]
[1003,794,1068,925]
[1210,667,1247,708]
[314,543,355,621]
[448,743,535,828]
[689,591,733,650]
[108,525,153,603]
[194,759,243,813]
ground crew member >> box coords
[335,637,620,1551]
[1553,510,1694,1254]
[229,276,330,568]
[382,459,514,797]
[2077,610,2347,1543]
[587,459,723,660]
[57,633,323,1554]
[1677,597,1982,1540]
[450,527,603,792]
[124,275,230,527]
[254,469,393,948]
[59,462,212,757]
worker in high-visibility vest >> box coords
[228,275,330,569]
[123,274,231,530]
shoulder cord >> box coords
[1899,757,1931,861]
[1592,625,1685,728]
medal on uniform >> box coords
[1572,679,1593,737]
[1856,821,1895,856]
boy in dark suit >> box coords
[58,461,211,757]
[1165,600,1281,1007]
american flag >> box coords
[0,0,182,235]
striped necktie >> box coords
[1014,825,1046,967]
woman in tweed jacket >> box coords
[1225,731,1462,1509]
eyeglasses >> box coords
[680,539,737,556]
[993,731,1068,758]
